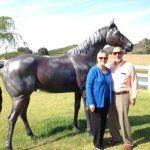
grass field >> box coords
[0,75,150,150]
[0,54,150,150]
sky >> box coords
[0,0,150,53]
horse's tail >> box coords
[0,61,4,113]
[0,61,4,69]
[0,87,2,113]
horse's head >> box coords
[106,20,133,52]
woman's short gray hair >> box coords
[97,50,108,57]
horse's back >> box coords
[36,55,79,92]
[2,54,79,96]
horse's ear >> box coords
[108,19,118,30]
[110,19,114,25]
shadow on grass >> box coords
[106,115,150,129]
[23,119,87,150]
[38,118,87,138]
[133,127,150,146]
[105,115,150,148]
[130,115,150,147]
[24,132,78,150]
[23,115,149,149]
[129,115,150,126]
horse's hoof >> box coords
[27,133,36,140]
[30,135,37,140]
[6,148,13,150]
[6,141,13,150]
[87,130,93,136]
[27,131,34,137]
[6,146,13,150]
[73,125,81,132]
[87,128,92,135]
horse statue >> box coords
[0,20,133,150]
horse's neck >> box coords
[69,27,107,61]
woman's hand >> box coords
[89,104,95,112]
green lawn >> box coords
[0,78,150,150]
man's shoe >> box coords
[107,138,121,146]
[124,144,132,150]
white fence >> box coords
[135,65,150,90]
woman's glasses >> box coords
[98,57,108,60]
[112,52,122,55]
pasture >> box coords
[0,54,150,150]
[0,78,150,150]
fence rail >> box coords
[134,65,150,90]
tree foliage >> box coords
[0,16,15,51]
[0,16,28,53]
[0,16,15,32]
[17,47,32,54]
[131,38,150,54]
[38,47,48,55]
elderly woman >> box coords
[86,50,113,150]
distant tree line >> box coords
[131,38,150,54]
[0,45,78,59]
[0,39,150,59]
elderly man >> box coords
[108,47,139,150]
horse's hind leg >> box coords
[82,90,92,135]
[0,87,3,112]
[73,91,81,132]
[20,96,34,138]
[6,97,26,150]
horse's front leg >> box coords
[82,90,92,135]
[73,91,81,132]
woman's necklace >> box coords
[98,65,107,73]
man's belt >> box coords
[113,91,129,95]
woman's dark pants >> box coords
[89,99,109,149]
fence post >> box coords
[148,65,150,91]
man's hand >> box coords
[130,98,136,106]
[89,104,95,112]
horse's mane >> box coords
[68,26,107,55]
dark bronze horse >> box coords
[0,21,133,150]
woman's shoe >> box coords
[95,146,104,150]
[107,138,121,146]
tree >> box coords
[132,38,150,54]
[17,47,32,54]
[38,47,49,55]
[0,16,28,53]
